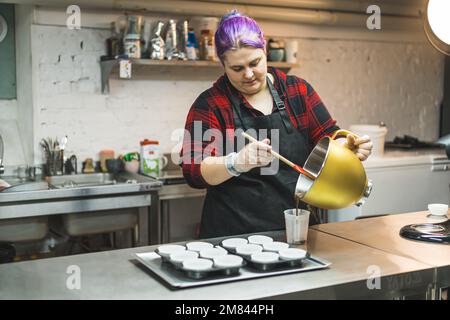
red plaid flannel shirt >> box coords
[180,67,339,188]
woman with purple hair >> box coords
[181,11,373,238]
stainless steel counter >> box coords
[0,230,433,299]
[0,172,162,205]
[311,211,450,299]
[0,172,163,245]
[0,172,162,219]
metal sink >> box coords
[47,173,119,189]
[0,176,50,193]
[0,173,120,192]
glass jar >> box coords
[199,29,216,61]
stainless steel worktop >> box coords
[0,172,162,203]
[311,211,450,299]
[0,230,433,299]
[0,172,162,220]
[0,172,163,245]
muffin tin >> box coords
[221,236,309,271]
[155,242,246,280]
[136,234,331,288]
[155,237,310,278]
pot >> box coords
[295,129,373,209]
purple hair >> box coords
[215,10,266,63]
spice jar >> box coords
[199,29,216,61]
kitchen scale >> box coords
[400,219,450,244]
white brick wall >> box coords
[295,39,444,140]
[0,100,17,120]
[28,23,444,165]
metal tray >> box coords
[135,251,331,289]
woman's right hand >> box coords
[233,138,274,173]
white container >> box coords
[250,252,279,263]
[247,235,273,245]
[284,209,310,244]
[285,40,298,63]
[428,203,448,216]
[221,238,248,249]
[169,250,199,263]
[279,248,307,260]
[213,255,243,268]
[349,124,388,157]
[235,244,263,256]
[156,244,186,257]
[199,247,227,259]
[182,258,213,271]
[186,241,214,252]
[262,241,289,253]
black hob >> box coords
[385,135,443,150]
[400,219,450,244]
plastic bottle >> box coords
[186,28,198,60]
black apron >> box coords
[199,74,317,238]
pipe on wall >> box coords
[11,0,422,30]
[187,0,426,17]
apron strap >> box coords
[229,75,295,134]
[276,74,310,149]
[228,85,249,131]
[266,77,294,134]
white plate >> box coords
[213,255,243,268]
[279,248,307,260]
[156,244,186,257]
[182,258,213,271]
[186,241,214,252]
[169,251,199,263]
[262,241,289,252]
[251,252,279,263]
[235,243,263,256]
[221,238,248,249]
[248,235,273,245]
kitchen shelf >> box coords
[100,58,299,94]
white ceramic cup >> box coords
[285,40,298,64]
[284,209,310,244]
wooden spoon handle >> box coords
[241,132,315,180]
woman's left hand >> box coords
[345,134,373,161]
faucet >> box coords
[0,134,4,175]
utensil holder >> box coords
[44,150,64,176]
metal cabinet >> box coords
[158,184,206,243]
